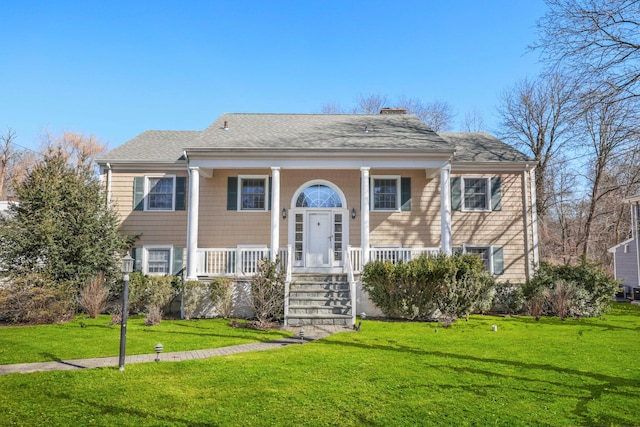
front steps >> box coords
[286,274,353,327]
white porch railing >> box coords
[198,246,439,277]
[348,246,441,274]
[197,247,291,277]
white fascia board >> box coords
[188,151,451,170]
[452,161,535,173]
[95,161,188,171]
[608,237,636,252]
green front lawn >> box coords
[1,304,639,426]
[0,315,291,364]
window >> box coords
[462,245,504,275]
[133,175,186,212]
[372,176,399,210]
[465,246,491,271]
[238,176,268,211]
[148,177,174,210]
[147,249,171,274]
[463,177,489,211]
[296,185,342,208]
[451,176,501,212]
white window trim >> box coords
[143,244,173,276]
[371,175,401,212]
[238,175,269,212]
[145,175,176,212]
[461,176,491,212]
[462,244,495,274]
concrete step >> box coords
[290,283,350,291]
[288,306,351,316]
[287,314,352,326]
[288,297,351,305]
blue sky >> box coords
[1,1,548,151]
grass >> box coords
[1,303,639,426]
[0,315,291,364]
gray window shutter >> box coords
[132,247,143,272]
[133,177,145,211]
[491,177,502,211]
[451,177,462,211]
[268,177,272,211]
[401,177,411,211]
[172,247,184,276]
[227,177,238,210]
[175,177,187,211]
[493,246,504,275]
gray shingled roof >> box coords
[99,114,530,164]
[100,130,201,163]
[440,132,532,162]
[190,113,451,151]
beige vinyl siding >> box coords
[110,171,188,247]
[369,169,441,247]
[451,171,528,282]
[199,169,271,248]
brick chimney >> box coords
[379,108,407,115]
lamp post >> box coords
[119,253,134,371]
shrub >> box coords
[127,272,149,314]
[246,259,285,325]
[126,272,176,316]
[492,281,525,314]
[525,257,619,318]
[144,304,162,326]
[79,272,109,318]
[182,280,208,320]
[209,278,234,319]
[0,273,75,324]
[362,253,496,320]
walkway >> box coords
[0,325,352,375]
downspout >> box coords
[105,163,112,208]
[529,168,540,268]
[521,167,531,281]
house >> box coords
[97,110,539,325]
[608,195,640,300]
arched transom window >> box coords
[296,184,343,208]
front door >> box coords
[306,212,331,267]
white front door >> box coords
[306,212,331,267]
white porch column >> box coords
[361,167,370,264]
[270,167,281,262]
[440,165,452,255]
[186,167,200,280]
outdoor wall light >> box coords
[282,208,287,219]
[351,208,357,219]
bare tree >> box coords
[0,129,17,199]
[535,0,640,98]
[576,90,640,257]
[461,109,486,132]
[497,73,577,217]
[321,101,346,114]
[397,96,455,132]
[40,131,107,175]
[354,93,389,114]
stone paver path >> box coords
[0,325,352,375]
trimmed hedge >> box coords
[362,253,495,320]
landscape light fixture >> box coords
[155,343,164,362]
